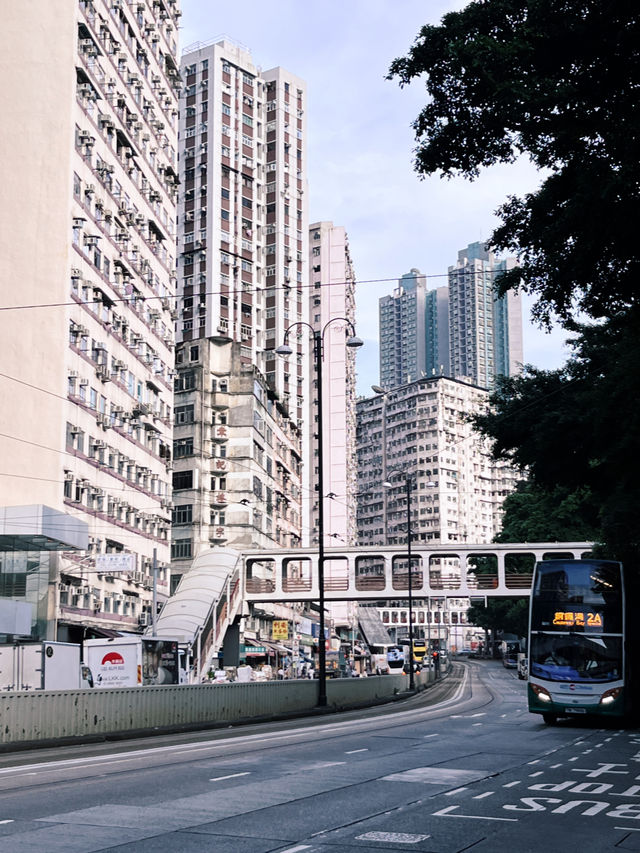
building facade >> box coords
[0,0,181,641]
[355,376,519,547]
[173,38,308,575]
[378,245,523,392]
[448,241,523,388]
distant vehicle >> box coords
[368,646,391,675]
[397,638,427,664]
[528,558,627,724]
[0,642,90,691]
[83,637,180,688]
[501,640,520,669]
[386,645,405,672]
[517,654,529,680]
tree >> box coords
[389,2,640,564]
[388,1,640,328]
[467,598,529,651]
[495,481,599,544]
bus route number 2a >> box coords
[553,611,603,628]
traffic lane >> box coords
[312,727,640,853]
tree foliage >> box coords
[468,598,529,640]
[388,0,640,328]
[389,1,640,565]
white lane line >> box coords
[550,763,562,769]
[209,772,251,783]
[345,749,368,754]
[444,787,468,796]
[503,781,521,788]
[317,762,346,767]
[472,723,483,727]
[280,846,312,853]
[473,791,494,799]
[527,759,540,765]
[0,821,14,825]
[433,805,517,822]
[529,771,544,777]
[569,757,579,762]
[616,827,640,832]
[424,734,438,739]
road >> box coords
[0,660,638,852]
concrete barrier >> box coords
[0,668,440,748]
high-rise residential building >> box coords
[356,376,519,547]
[173,39,308,573]
[308,222,358,548]
[309,222,359,634]
[0,0,181,641]
[448,241,523,388]
[379,269,428,389]
[378,245,522,392]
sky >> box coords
[179,0,572,395]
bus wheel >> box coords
[542,713,557,725]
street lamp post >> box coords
[405,474,416,691]
[384,471,417,692]
[276,318,362,707]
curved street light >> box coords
[276,318,362,707]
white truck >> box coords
[83,636,180,688]
[0,642,92,691]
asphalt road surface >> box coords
[0,660,638,852]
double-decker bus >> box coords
[528,559,626,724]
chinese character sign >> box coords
[272,620,289,640]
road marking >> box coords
[529,772,544,777]
[316,762,346,767]
[569,757,579,762]
[209,772,250,782]
[551,763,562,769]
[473,791,494,799]
[423,734,438,739]
[472,723,483,727]
[357,832,430,843]
[527,760,540,765]
[345,749,368,754]
[445,787,468,796]
[0,821,13,825]
[503,781,521,788]
[280,846,312,853]
[433,805,518,822]
[616,827,640,832]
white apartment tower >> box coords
[0,0,180,641]
[308,222,359,547]
[173,39,308,570]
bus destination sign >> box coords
[553,610,603,628]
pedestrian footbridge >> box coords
[242,541,592,603]
[154,542,591,680]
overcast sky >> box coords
[179,0,572,395]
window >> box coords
[172,470,194,490]
[171,538,192,559]
[174,405,194,424]
[174,437,194,458]
[190,345,199,361]
[172,504,193,525]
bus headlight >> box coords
[531,684,552,703]
[600,687,622,705]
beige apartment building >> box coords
[0,0,180,641]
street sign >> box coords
[95,553,135,573]
[272,620,289,640]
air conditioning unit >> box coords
[138,613,150,626]
[79,378,89,387]
[58,583,70,593]
[68,370,79,378]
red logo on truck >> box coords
[101,652,125,666]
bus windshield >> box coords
[531,560,622,633]
[530,633,622,683]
